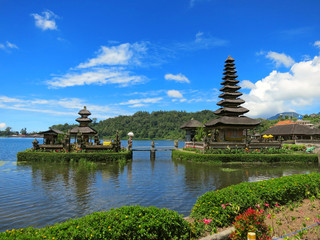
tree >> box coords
[20,128,27,135]
[5,127,12,135]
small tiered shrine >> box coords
[180,118,203,141]
[70,106,97,143]
[205,56,260,142]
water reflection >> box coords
[1,138,320,232]
[173,159,320,193]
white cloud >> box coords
[0,123,6,129]
[164,73,190,83]
[47,68,146,88]
[176,32,227,51]
[77,43,147,68]
[240,80,256,89]
[47,42,149,88]
[31,10,58,31]
[0,96,132,120]
[120,97,163,107]
[6,41,18,49]
[0,41,18,51]
[167,90,183,98]
[265,51,295,68]
[243,56,320,118]
[314,41,320,49]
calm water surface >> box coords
[0,137,319,231]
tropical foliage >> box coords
[191,173,320,232]
[0,206,191,240]
[51,110,217,140]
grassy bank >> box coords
[17,151,132,162]
[172,150,318,163]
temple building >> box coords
[262,124,320,140]
[205,56,260,142]
[180,119,203,141]
[70,106,97,143]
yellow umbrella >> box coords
[263,135,268,138]
[268,135,273,138]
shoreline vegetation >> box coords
[17,150,132,162]
[3,110,320,140]
[1,173,320,239]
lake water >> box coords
[0,137,319,232]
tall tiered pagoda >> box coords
[205,56,260,142]
[70,106,97,143]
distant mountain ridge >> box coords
[267,112,301,120]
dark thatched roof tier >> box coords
[76,117,92,123]
[221,79,239,85]
[180,119,203,129]
[225,55,235,62]
[205,116,260,128]
[39,129,64,135]
[262,124,320,136]
[220,85,241,92]
[217,99,245,106]
[78,106,91,116]
[222,75,238,80]
[214,107,249,115]
[70,126,97,135]
[219,92,242,99]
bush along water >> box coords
[172,150,318,163]
[17,150,132,162]
[191,173,320,233]
[0,206,191,240]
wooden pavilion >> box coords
[180,119,203,141]
[205,56,260,142]
[38,128,64,145]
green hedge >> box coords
[17,151,132,162]
[191,173,320,229]
[0,205,191,240]
[172,150,318,163]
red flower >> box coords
[203,218,212,224]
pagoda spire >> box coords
[214,56,248,117]
[76,106,92,127]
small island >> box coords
[17,106,132,162]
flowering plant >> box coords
[229,207,271,240]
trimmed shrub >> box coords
[191,173,320,230]
[282,144,307,151]
[17,151,132,162]
[0,206,191,240]
[172,150,318,163]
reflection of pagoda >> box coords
[205,56,260,142]
[70,106,97,143]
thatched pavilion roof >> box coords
[180,119,203,129]
[262,124,320,136]
[39,129,64,135]
[69,126,97,135]
[205,116,260,128]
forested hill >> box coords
[51,110,217,140]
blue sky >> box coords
[1,0,320,132]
